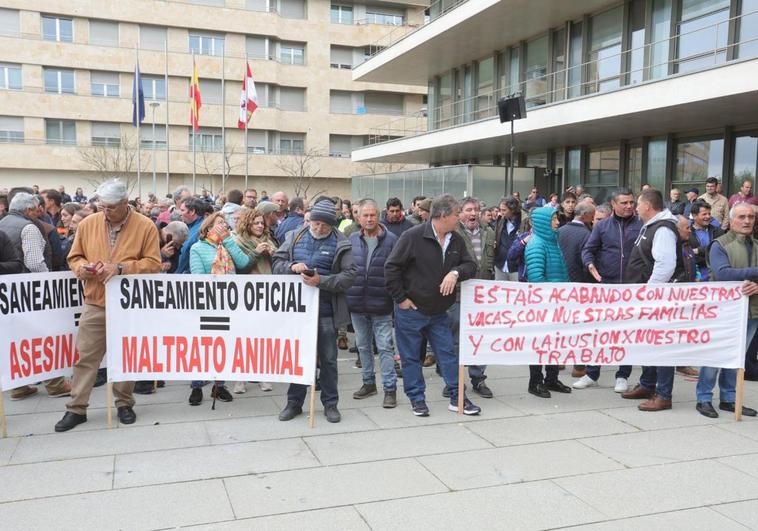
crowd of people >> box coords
[1,174,757,432]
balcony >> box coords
[354,12,758,163]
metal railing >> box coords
[367,9,758,145]
[366,0,469,57]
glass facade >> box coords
[524,35,548,107]
[588,6,623,93]
[732,134,758,192]
[673,138,724,190]
[585,146,620,203]
[676,0,730,73]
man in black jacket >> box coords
[0,231,22,274]
[558,201,595,283]
[689,200,723,281]
[385,194,479,417]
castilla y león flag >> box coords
[238,63,258,129]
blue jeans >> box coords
[447,302,487,386]
[639,365,675,401]
[585,365,632,381]
[696,318,758,403]
[287,316,338,408]
[351,312,397,391]
[191,380,225,389]
[394,305,460,402]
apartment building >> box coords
[0,0,427,198]
[352,0,758,207]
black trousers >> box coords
[529,365,559,387]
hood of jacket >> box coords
[643,209,677,228]
[531,206,558,242]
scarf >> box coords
[206,232,235,275]
[234,231,277,275]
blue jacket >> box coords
[525,207,568,283]
[275,212,304,244]
[177,217,203,274]
[346,225,397,315]
[581,214,642,284]
[189,237,251,274]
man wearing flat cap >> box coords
[273,199,357,423]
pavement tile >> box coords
[356,480,607,530]
[600,403,735,431]
[132,395,282,426]
[554,460,758,519]
[418,440,623,490]
[303,423,493,465]
[465,410,637,447]
[0,436,19,466]
[711,499,758,529]
[564,507,747,530]
[11,422,210,464]
[184,506,371,530]
[718,452,758,480]
[715,416,758,441]
[0,479,233,530]
[0,455,113,503]
[114,438,319,488]
[580,425,758,467]
[224,457,448,518]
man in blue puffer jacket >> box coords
[347,198,399,408]
[525,206,572,399]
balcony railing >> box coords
[367,9,758,145]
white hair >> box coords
[95,179,128,205]
[9,192,38,213]
[729,202,757,221]
[163,220,189,244]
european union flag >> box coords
[132,62,145,127]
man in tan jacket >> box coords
[55,179,161,432]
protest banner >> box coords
[106,274,319,385]
[0,272,85,392]
[460,280,748,368]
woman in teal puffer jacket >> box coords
[524,206,572,399]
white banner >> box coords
[0,272,85,391]
[460,280,748,368]
[106,275,319,385]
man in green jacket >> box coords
[446,197,496,398]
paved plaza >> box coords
[2,354,758,530]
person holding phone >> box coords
[273,199,357,424]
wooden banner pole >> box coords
[308,383,317,428]
[457,364,465,416]
[0,391,7,438]
[106,382,114,428]
[736,368,745,421]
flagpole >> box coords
[192,53,196,195]
[136,46,142,200]
[164,37,170,196]
[244,54,249,191]
[220,43,226,196]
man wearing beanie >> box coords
[273,198,357,423]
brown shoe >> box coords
[47,382,72,398]
[638,395,672,411]
[10,385,38,400]
[676,366,699,377]
[571,367,587,378]
[622,384,654,400]
[337,336,348,350]
[422,355,436,367]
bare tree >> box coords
[358,161,409,175]
[78,133,143,192]
[194,142,246,195]
[274,147,328,199]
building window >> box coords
[732,134,758,193]
[566,147,581,186]
[0,116,23,143]
[627,0,646,85]
[588,6,623,94]
[189,128,223,152]
[276,86,306,111]
[246,0,268,12]
[45,119,76,145]
[738,0,758,58]
[525,35,548,107]
[279,43,305,65]
[91,122,121,147]
[279,133,305,154]
[247,129,267,154]
[585,147,620,203]
[0,63,22,90]
[551,27,566,101]
[627,145,643,194]
[140,25,167,51]
[0,8,20,37]
[650,0,673,80]
[189,32,225,56]
[475,57,494,119]
[141,124,167,149]
[365,12,404,26]
[89,20,119,47]
[567,21,583,98]
[91,71,120,97]
[331,4,353,24]
[42,15,73,42]
[676,0,730,73]
[330,46,354,69]
[279,0,306,19]
[198,79,222,104]
[246,35,268,59]
[44,68,75,94]
[674,138,724,190]
[142,76,166,101]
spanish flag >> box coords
[189,61,201,132]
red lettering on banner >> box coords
[281,340,293,374]
[123,337,137,372]
[8,335,78,381]
[10,342,22,379]
[163,336,174,372]
[245,338,258,372]
[232,340,244,372]
[294,339,303,375]
[468,335,483,356]
[188,338,201,371]
[176,337,188,371]
[265,338,280,374]
[473,285,485,304]
[213,337,225,372]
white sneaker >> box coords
[259,382,273,392]
[572,375,598,389]
[233,382,246,394]
[614,378,629,393]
